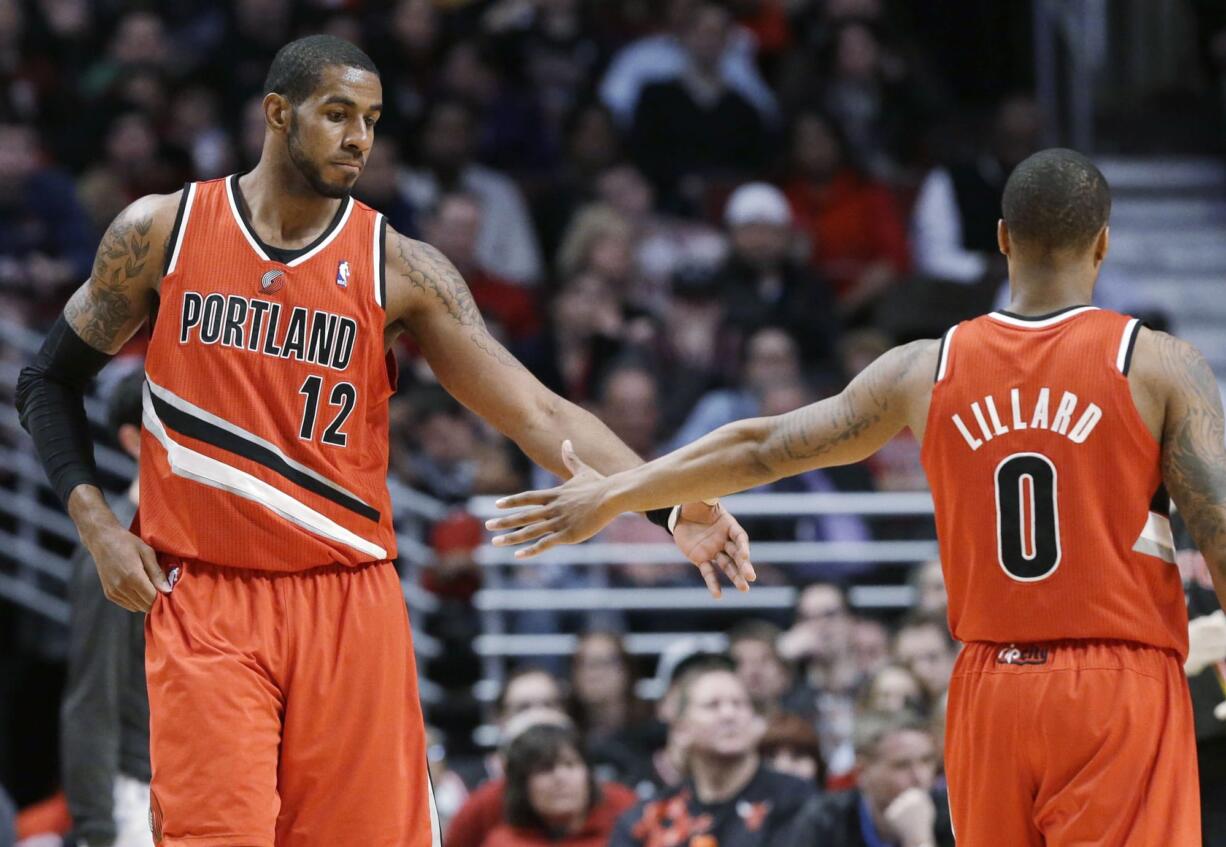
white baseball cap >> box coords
[724,182,792,228]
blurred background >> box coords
[1,0,1225,844]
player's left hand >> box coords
[488,441,755,597]
[489,439,623,557]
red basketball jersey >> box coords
[138,175,397,571]
[920,306,1187,655]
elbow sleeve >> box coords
[15,316,114,507]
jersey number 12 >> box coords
[298,375,356,447]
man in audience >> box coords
[893,615,958,704]
[610,661,816,846]
[727,619,814,719]
[785,712,954,847]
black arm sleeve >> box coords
[15,316,114,507]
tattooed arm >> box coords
[16,193,179,611]
[1138,329,1226,605]
[384,228,643,478]
[490,341,938,557]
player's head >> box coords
[855,711,938,813]
[998,148,1111,271]
[107,369,145,462]
[261,35,381,198]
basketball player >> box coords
[15,36,753,847]
[491,148,1226,845]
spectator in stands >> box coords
[532,104,623,259]
[860,665,927,717]
[600,0,777,129]
[728,619,813,718]
[447,706,576,847]
[596,364,663,460]
[393,387,520,503]
[352,140,419,237]
[667,325,801,452]
[759,712,827,790]
[610,661,816,846]
[0,122,94,324]
[370,0,445,134]
[784,712,954,847]
[893,616,958,704]
[911,95,1042,288]
[849,617,892,682]
[60,372,151,847]
[779,584,859,779]
[423,193,543,346]
[555,205,643,305]
[629,3,771,212]
[482,723,637,847]
[713,183,841,368]
[399,98,543,284]
[569,632,648,750]
[77,110,178,234]
[911,560,947,617]
[781,109,910,321]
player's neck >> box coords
[689,751,759,803]
[1004,272,1094,316]
[239,161,344,246]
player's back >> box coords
[921,305,1187,655]
[139,175,397,571]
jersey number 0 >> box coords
[994,452,1062,581]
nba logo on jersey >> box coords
[336,260,350,288]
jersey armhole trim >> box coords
[1117,317,1143,375]
[163,182,197,276]
[935,324,958,382]
[373,214,387,309]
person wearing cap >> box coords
[713,182,841,373]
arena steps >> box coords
[1096,157,1226,377]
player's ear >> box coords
[263,92,292,134]
[997,219,1011,257]
[1093,225,1109,267]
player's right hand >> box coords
[84,523,172,612]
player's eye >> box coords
[364,116,377,128]
[328,111,345,122]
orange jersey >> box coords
[138,175,397,571]
[921,306,1187,655]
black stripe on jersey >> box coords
[997,304,1092,322]
[1150,481,1171,518]
[162,184,192,276]
[933,330,949,382]
[377,216,388,310]
[1121,319,1145,376]
[149,392,380,522]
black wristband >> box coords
[645,507,676,535]
[15,316,114,507]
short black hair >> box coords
[264,35,379,105]
[107,369,145,437]
[503,724,596,831]
[1001,148,1111,252]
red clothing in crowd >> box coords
[447,778,637,847]
[784,170,910,299]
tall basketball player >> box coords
[15,36,753,847]
[491,149,1226,845]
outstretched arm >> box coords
[1147,330,1226,608]
[16,193,179,611]
[384,229,753,591]
[490,340,937,556]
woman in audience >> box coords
[482,723,636,847]
[760,713,828,791]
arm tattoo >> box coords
[65,212,153,350]
[393,234,521,368]
[1157,333,1226,565]
[771,340,928,465]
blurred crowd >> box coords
[4,0,1223,845]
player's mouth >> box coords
[333,160,362,174]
